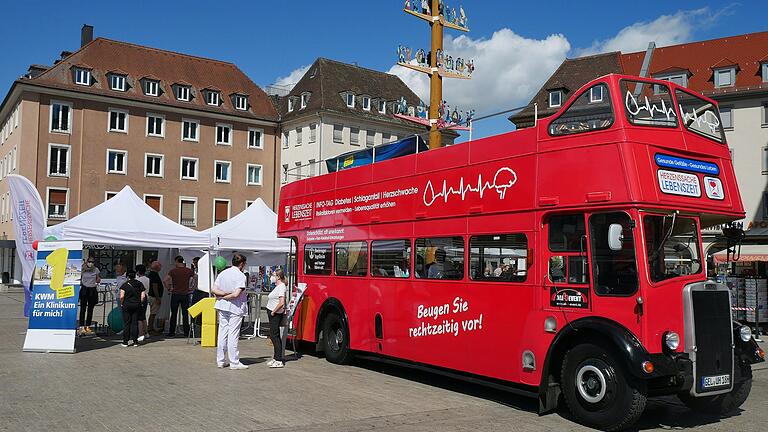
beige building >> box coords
[0,26,280,279]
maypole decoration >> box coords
[399,0,473,148]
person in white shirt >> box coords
[211,254,249,370]
[266,269,288,368]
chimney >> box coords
[81,24,93,47]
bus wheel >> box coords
[322,312,353,364]
[678,363,752,414]
[561,343,647,431]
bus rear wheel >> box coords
[322,312,353,364]
[561,343,647,431]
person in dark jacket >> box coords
[120,270,146,347]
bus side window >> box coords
[371,240,411,278]
[304,243,333,276]
[415,237,464,280]
[469,233,528,282]
[549,83,614,136]
[334,241,369,277]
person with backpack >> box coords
[119,269,146,347]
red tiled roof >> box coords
[709,57,739,69]
[24,38,278,122]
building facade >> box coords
[274,58,428,183]
[510,32,768,265]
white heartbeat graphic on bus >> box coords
[625,91,676,121]
[423,167,518,207]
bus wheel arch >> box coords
[316,298,353,364]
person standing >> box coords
[79,257,101,335]
[165,256,194,337]
[266,269,288,368]
[211,254,249,370]
[146,261,164,335]
[119,270,146,347]
[135,264,151,341]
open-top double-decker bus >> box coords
[278,74,765,431]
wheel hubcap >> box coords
[328,324,343,351]
[576,365,607,403]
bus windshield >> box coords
[675,89,726,143]
[644,215,702,283]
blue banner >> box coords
[326,136,428,173]
[654,153,719,175]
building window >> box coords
[362,96,371,111]
[366,130,374,147]
[50,101,72,133]
[296,127,303,145]
[47,188,68,220]
[382,133,391,143]
[763,103,768,126]
[144,80,160,96]
[346,93,355,108]
[108,109,128,133]
[146,113,164,137]
[282,164,288,183]
[109,74,126,91]
[12,146,17,171]
[105,191,118,201]
[179,198,197,227]
[145,153,164,177]
[246,164,262,185]
[48,144,70,177]
[213,199,230,225]
[216,123,232,145]
[350,127,360,145]
[378,100,386,114]
[300,93,309,109]
[288,97,295,112]
[763,63,768,82]
[234,95,248,111]
[282,132,288,149]
[107,150,127,174]
[763,147,768,175]
[74,68,91,86]
[309,159,316,177]
[720,106,733,130]
[549,90,562,108]
[333,124,343,143]
[589,86,603,103]
[206,91,220,106]
[309,123,317,143]
[248,128,263,149]
[715,68,735,88]
[294,161,302,178]
[176,86,191,101]
[215,160,231,183]
[246,200,254,208]
[180,157,198,180]
[182,119,199,141]
[144,195,162,213]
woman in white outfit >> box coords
[266,270,288,368]
[211,253,249,370]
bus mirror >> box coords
[608,224,624,251]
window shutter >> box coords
[181,200,195,219]
[214,200,228,223]
[49,190,67,205]
[145,196,161,212]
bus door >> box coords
[544,214,592,314]
[586,211,642,337]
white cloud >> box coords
[388,28,570,116]
[273,64,311,90]
[575,7,731,56]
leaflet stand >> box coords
[281,283,307,360]
[244,291,269,339]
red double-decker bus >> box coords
[277,74,764,430]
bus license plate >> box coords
[701,374,730,389]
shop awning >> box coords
[713,245,768,263]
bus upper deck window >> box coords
[549,83,614,136]
[675,89,726,143]
[621,80,678,127]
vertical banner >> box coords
[7,174,47,317]
[23,240,83,353]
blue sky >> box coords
[1,0,765,138]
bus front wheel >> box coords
[322,312,353,364]
[561,343,647,431]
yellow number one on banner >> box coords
[46,247,75,299]
[188,297,217,347]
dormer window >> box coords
[762,62,768,82]
[74,68,91,86]
[653,70,689,94]
[589,86,603,103]
[362,96,371,111]
[176,85,191,101]
[714,68,735,88]
[549,90,562,108]
[377,99,386,114]
[346,93,355,108]
[287,97,295,112]
[205,90,221,106]
[234,94,248,111]
[109,74,126,91]
[144,79,160,97]
[300,92,310,109]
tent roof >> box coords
[44,186,210,249]
[204,198,290,252]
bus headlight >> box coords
[664,331,680,351]
[739,325,752,342]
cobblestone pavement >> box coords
[1,291,766,432]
